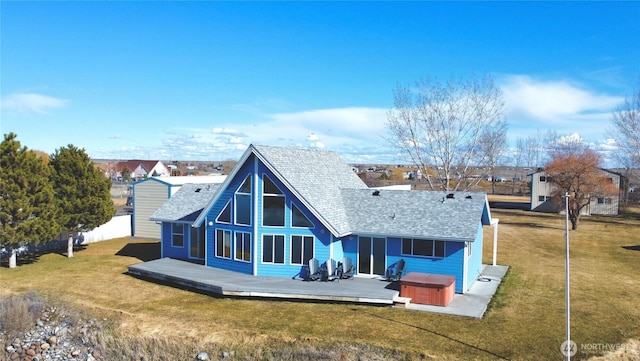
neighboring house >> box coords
[132,175,227,239]
[530,169,622,215]
[116,160,171,180]
[151,145,495,294]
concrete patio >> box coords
[128,258,508,318]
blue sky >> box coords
[1,1,639,165]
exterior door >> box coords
[190,226,205,259]
[358,237,386,275]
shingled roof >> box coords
[251,144,368,236]
[150,183,221,223]
[341,189,490,241]
[184,144,491,240]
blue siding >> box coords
[161,223,189,260]
[198,155,333,278]
[342,237,358,271]
[253,161,333,278]
[465,222,484,291]
[386,237,466,293]
[156,150,489,292]
[331,238,345,263]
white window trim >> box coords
[234,231,251,263]
[401,238,446,258]
[171,223,184,248]
[216,200,232,224]
[261,174,286,228]
[261,234,286,264]
[290,202,315,229]
[215,229,232,259]
[235,175,252,226]
[290,235,314,265]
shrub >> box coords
[0,291,43,337]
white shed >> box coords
[132,175,226,239]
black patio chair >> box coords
[385,259,405,281]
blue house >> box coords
[150,145,495,294]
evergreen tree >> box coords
[0,133,60,268]
[49,145,115,257]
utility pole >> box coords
[564,192,571,360]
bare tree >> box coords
[512,137,526,194]
[609,84,640,173]
[524,132,543,169]
[386,75,506,191]
[479,121,509,194]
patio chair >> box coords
[305,258,324,281]
[324,258,340,282]
[385,259,405,281]
[339,257,355,279]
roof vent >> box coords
[372,190,380,196]
[446,193,455,199]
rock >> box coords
[92,348,102,358]
[40,343,50,351]
[36,319,44,327]
[197,351,209,360]
[48,336,57,345]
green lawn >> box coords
[1,208,639,360]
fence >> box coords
[1,215,132,258]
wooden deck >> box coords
[128,258,400,305]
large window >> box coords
[235,176,252,226]
[235,232,251,262]
[402,238,445,258]
[262,234,285,264]
[216,229,231,259]
[172,224,184,247]
[290,235,314,265]
[262,175,285,227]
[291,203,313,228]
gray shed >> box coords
[132,175,226,239]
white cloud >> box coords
[128,107,398,162]
[269,107,388,137]
[212,127,246,136]
[500,75,622,122]
[1,93,69,115]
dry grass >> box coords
[112,197,127,207]
[0,291,44,338]
[1,207,639,360]
[487,194,530,203]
